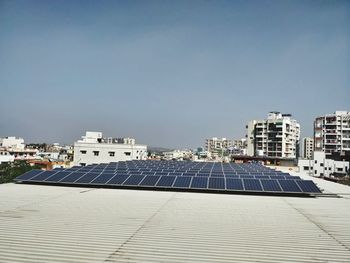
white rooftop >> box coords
[0,169,350,262]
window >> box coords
[80,163,86,167]
[315,160,317,164]
[124,152,131,156]
[314,170,317,174]
[320,173,323,176]
[80,150,87,154]
[93,151,99,156]
[337,168,343,172]
[320,163,324,167]
[109,151,115,157]
[303,166,309,171]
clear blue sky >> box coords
[0,0,349,148]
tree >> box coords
[0,160,41,184]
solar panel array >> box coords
[15,161,322,196]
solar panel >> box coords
[190,177,208,189]
[278,180,302,193]
[75,173,101,184]
[14,161,322,196]
[243,179,263,191]
[296,180,322,193]
[91,173,115,184]
[208,177,225,190]
[29,171,57,181]
[173,176,192,188]
[59,172,86,183]
[45,172,72,182]
[261,179,282,192]
[15,169,43,181]
[156,176,176,187]
[123,175,145,186]
[107,174,129,185]
[139,175,160,186]
[226,178,244,190]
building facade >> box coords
[205,137,233,155]
[314,111,350,157]
[0,136,37,164]
[301,137,314,160]
[298,151,349,177]
[73,131,147,166]
[246,112,300,158]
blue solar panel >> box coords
[123,175,145,186]
[243,179,263,191]
[91,173,115,184]
[296,180,322,193]
[139,176,160,186]
[45,172,72,182]
[190,177,208,189]
[278,180,302,192]
[156,176,176,187]
[226,179,244,190]
[59,172,86,183]
[15,170,43,181]
[107,174,130,185]
[260,179,282,192]
[208,177,225,190]
[75,173,101,184]
[14,161,322,196]
[173,176,192,188]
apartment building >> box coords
[246,112,300,158]
[314,111,350,157]
[205,137,233,155]
[73,131,147,166]
[301,137,314,159]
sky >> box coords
[0,0,349,148]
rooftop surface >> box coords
[0,168,350,262]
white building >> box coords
[314,111,350,157]
[246,112,300,158]
[301,137,314,159]
[205,137,233,155]
[298,151,349,177]
[0,151,15,164]
[163,150,192,160]
[73,131,147,166]
[0,136,37,164]
[0,136,25,150]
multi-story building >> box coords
[246,112,300,158]
[73,131,147,166]
[205,137,233,155]
[0,136,38,164]
[301,137,314,159]
[314,111,350,157]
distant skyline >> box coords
[1,0,349,148]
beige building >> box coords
[314,111,350,157]
[246,112,300,158]
[301,137,314,159]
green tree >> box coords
[0,160,41,184]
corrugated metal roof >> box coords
[0,181,350,262]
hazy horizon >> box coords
[1,0,349,148]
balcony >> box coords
[325,130,337,135]
[325,142,338,145]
